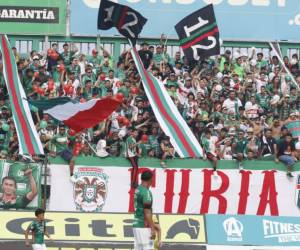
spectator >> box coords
[159,136,174,168]
[202,129,218,173]
[276,133,296,177]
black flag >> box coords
[175,4,220,61]
[98,0,147,45]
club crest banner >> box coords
[49,160,300,216]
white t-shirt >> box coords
[222,98,242,115]
[244,101,259,119]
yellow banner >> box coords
[0,211,206,243]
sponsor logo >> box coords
[0,6,59,23]
[0,212,206,244]
[166,218,200,240]
[223,217,243,242]
[73,167,109,212]
[263,219,300,243]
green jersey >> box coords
[0,194,31,209]
[138,143,152,157]
[133,185,153,228]
[235,138,248,155]
[51,133,68,152]
[29,220,46,244]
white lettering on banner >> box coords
[104,6,114,22]
[263,219,300,243]
[121,11,139,38]
[192,37,217,60]
[184,17,208,37]
[49,165,300,216]
[0,9,56,20]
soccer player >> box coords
[25,208,52,250]
[133,170,156,250]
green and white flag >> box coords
[0,35,44,156]
[131,46,203,158]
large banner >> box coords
[0,160,41,210]
[71,0,300,41]
[206,214,300,246]
[49,162,300,216]
[0,211,206,248]
[0,0,66,35]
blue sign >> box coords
[206,214,300,246]
[71,0,300,41]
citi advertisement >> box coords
[0,211,206,249]
[49,162,300,216]
[72,0,300,41]
[206,214,300,246]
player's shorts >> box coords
[133,228,154,250]
[32,244,47,250]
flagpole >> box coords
[269,42,298,90]
[80,135,98,156]
[42,154,48,210]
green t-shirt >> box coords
[235,138,248,154]
[133,185,153,228]
[51,133,68,152]
[256,60,268,69]
[153,53,163,66]
[29,220,46,244]
[138,143,152,157]
[60,51,74,65]
[66,65,81,79]
[256,93,270,109]
[125,136,137,157]
[0,194,31,209]
[233,63,245,79]
[115,68,126,82]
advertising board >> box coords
[206,214,300,246]
[71,0,300,41]
[0,0,66,35]
[0,211,206,247]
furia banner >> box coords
[71,0,300,41]
[49,158,300,216]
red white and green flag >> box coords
[30,97,121,133]
[0,35,44,156]
[131,47,203,158]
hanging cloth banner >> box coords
[0,35,44,156]
[130,45,203,158]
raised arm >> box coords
[24,169,37,201]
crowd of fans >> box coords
[1,41,300,178]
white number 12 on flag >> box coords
[184,16,217,60]
[105,7,138,38]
